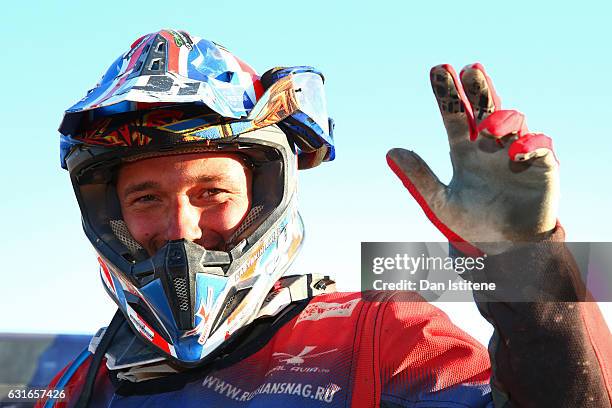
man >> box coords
[38,29,610,407]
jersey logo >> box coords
[272,346,337,365]
[295,298,360,326]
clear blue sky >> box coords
[1,0,610,344]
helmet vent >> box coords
[173,277,190,312]
[156,42,165,52]
[228,205,263,244]
[150,58,162,71]
[211,288,249,335]
[110,220,144,255]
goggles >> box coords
[60,68,334,169]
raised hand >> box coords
[387,63,559,254]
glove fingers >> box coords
[430,64,478,141]
[508,132,559,165]
[459,63,501,124]
[478,110,529,138]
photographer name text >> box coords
[371,279,496,291]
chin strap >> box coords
[74,309,125,408]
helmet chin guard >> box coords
[97,198,304,364]
[60,29,332,365]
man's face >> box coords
[116,153,252,255]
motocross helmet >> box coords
[59,29,334,366]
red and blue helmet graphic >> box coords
[59,29,334,171]
[60,29,263,137]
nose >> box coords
[165,196,202,242]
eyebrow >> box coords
[121,181,160,199]
[121,174,227,199]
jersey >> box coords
[37,291,492,407]
[38,228,612,407]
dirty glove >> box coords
[387,64,612,407]
[387,63,559,254]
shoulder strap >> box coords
[74,309,124,408]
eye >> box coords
[199,188,224,199]
[133,194,159,204]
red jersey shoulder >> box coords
[35,352,94,408]
[283,291,490,405]
[290,290,449,330]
